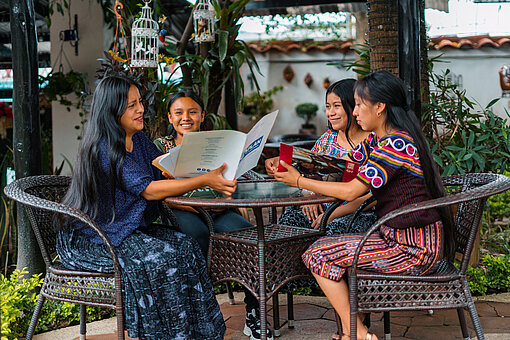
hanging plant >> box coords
[39,70,87,108]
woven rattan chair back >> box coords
[347,173,510,340]
[4,175,125,340]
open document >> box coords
[152,110,278,180]
[279,143,360,182]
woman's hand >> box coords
[311,212,325,230]
[302,204,324,221]
[274,161,302,188]
[204,163,237,196]
[265,156,279,177]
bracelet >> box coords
[296,173,304,189]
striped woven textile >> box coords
[302,221,443,281]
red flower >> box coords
[0,102,13,119]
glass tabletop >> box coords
[231,180,301,199]
[165,179,336,208]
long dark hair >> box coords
[326,78,360,148]
[166,90,205,136]
[62,76,138,222]
[354,70,455,259]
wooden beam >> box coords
[9,0,44,277]
[397,0,422,118]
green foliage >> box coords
[163,0,260,128]
[467,254,510,295]
[243,86,284,122]
[329,40,370,78]
[295,103,319,125]
[487,186,510,221]
[423,69,510,176]
[0,268,116,338]
[0,268,43,339]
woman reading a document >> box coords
[154,90,273,340]
[274,71,454,340]
[56,76,232,339]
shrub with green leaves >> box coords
[423,69,510,176]
[466,254,510,296]
[0,268,115,338]
[0,268,43,339]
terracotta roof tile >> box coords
[246,36,510,54]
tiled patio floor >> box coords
[33,292,510,340]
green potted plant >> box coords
[295,102,318,135]
[243,86,284,122]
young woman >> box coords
[154,90,272,340]
[266,79,376,235]
[274,71,454,340]
[56,76,235,339]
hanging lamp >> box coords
[131,0,159,68]
[193,0,216,43]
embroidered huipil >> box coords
[350,131,440,229]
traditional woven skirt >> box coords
[302,221,443,281]
[278,205,377,236]
[56,224,226,340]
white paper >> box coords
[235,110,279,178]
[175,130,246,180]
[154,110,279,180]
[156,145,181,176]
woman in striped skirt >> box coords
[274,71,455,340]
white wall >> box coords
[242,46,510,140]
[429,47,510,119]
[50,0,104,175]
[239,50,357,138]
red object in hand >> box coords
[278,143,293,172]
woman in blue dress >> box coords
[56,76,233,339]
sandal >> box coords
[332,331,341,340]
[338,332,375,340]
[365,332,375,340]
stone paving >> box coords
[33,292,510,340]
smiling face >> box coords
[325,92,349,132]
[353,91,385,135]
[119,85,144,137]
[168,96,205,143]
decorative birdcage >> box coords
[193,0,216,43]
[131,0,158,68]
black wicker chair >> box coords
[4,175,125,340]
[347,173,510,340]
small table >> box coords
[165,179,335,340]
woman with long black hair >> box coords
[56,76,234,339]
[266,79,375,235]
[274,71,454,340]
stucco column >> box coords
[50,0,104,174]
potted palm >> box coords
[295,102,318,135]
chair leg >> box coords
[225,282,235,305]
[26,293,46,340]
[383,311,391,340]
[80,304,87,340]
[273,292,281,336]
[466,301,485,340]
[457,308,470,340]
[363,313,371,329]
[116,305,125,340]
[334,310,343,337]
[287,290,294,328]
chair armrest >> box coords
[4,175,122,275]
[319,200,344,232]
[349,173,510,277]
[344,195,376,233]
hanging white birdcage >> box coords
[131,0,158,68]
[193,0,216,43]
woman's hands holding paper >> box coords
[204,163,237,196]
